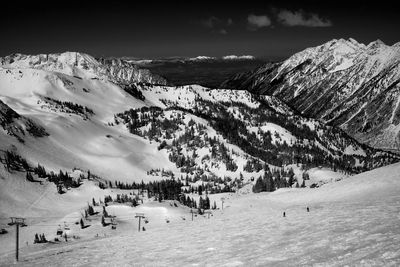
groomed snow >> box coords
[1,162,399,266]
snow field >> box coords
[1,162,399,266]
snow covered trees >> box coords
[1,150,30,172]
[33,164,82,192]
[198,196,211,210]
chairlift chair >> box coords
[8,218,15,226]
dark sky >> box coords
[1,0,399,60]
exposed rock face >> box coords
[96,57,167,85]
[0,52,167,85]
[222,38,400,151]
[0,100,48,142]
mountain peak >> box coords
[348,38,359,45]
[367,39,386,49]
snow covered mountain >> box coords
[1,52,167,86]
[1,51,400,265]
[222,38,400,151]
[1,50,397,185]
[127,55,257,65]
[0,50,398,182]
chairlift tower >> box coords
[9,217,26,262]
[135,213,145,232]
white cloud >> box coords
[247,14,271,30]
[276,9,332,27]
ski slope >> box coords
[1,162,399,266]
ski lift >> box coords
[8,218,16,226]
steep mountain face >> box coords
[96,57,167,85]
[222,38,400,151]
[0,52,167,85]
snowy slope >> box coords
[0,63,176,181]
[1,162,399,266]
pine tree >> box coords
[199,196,203,209]
[268,176,275,192]
[205,196,210,210]
[26,172,34,182]
[198,185,203,196]
[88,205,94,216]
[34,233,40,244]
[80,218,85,229]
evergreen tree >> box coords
[34,233,40,244]
[88,205,95,216]
[205,196,210,210]
[198,185,203,196]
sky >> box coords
[1,0,399,60]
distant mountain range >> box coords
[125,55,257,65]
[222,38,400,152]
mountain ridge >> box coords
[1,52,168,86]
[221,38,400,151]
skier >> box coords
[283,211,286,217]
[307,207,310,212]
